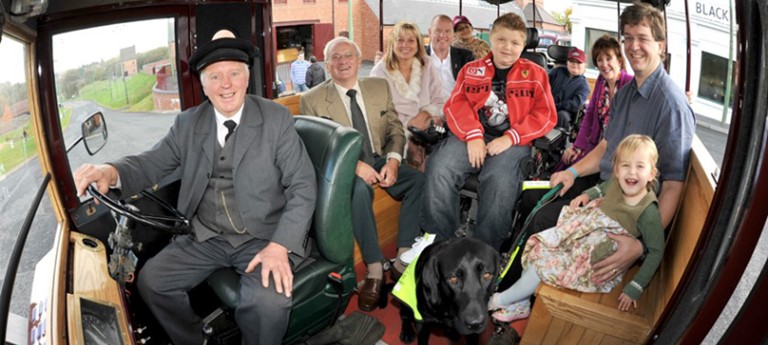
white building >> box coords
[571,0,736,124]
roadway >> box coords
[0,101,176,325]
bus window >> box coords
[0,33,59,345]
[573,0,734,169]
[52,19,180,175]
[584,28,618,70]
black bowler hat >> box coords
[189,30,255,73]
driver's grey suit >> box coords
[112,94,316,345]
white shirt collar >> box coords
[430,47,452,63]
[215,104,245,146]
[333,80,361,98]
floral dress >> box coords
[521,201,627,293]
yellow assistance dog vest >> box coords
[391,254,423,321]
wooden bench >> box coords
[277,94,403,265]
[274,94,301,115]
[521,135,717,344]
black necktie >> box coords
[224,120,237,143]
[346,89,374,164]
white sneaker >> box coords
[399,233,436,264]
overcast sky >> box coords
[0,37,27,85]
[52,18,172,73]
[544,1,572,15]
[1,18,172,86]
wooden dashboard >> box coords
[67,232,132,345]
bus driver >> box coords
[73,29,317,345]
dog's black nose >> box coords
[465,317,485,331]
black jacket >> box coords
[305,62,326,89]
[425,45,474,79]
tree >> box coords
[58,69,84,99]
[552,8,573,33]
[137,47,169,69]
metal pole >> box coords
[459,0,462,16]
[0,174,51,344]
[348,0,354,41]
[617,2,621,38]
[721,0,734,125]
[379,0,383,52]
[684,0,692,96]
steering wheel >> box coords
[87,184,191,234]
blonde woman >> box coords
[371,21,445,171]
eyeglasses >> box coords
[330,52,355,62]
[622,35,654,45]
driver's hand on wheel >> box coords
[246,242,293,297]
[74,163,119,197]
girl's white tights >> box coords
[497,266,541,306]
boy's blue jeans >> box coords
[420,135,530,250]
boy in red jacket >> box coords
[406,12,556,255]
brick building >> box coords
[272,0,380,61]
[272,0,524,63]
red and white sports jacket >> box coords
[444,54,557,146]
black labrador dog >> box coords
[397,237,501,344]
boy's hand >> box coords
[487,136,512,156]
[617,293,637,311]
[569,194,591,208]
[466,139,486,168]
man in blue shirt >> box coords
[290,51,311,92]
[508,2,695,288]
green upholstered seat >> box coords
[206,116,362,344]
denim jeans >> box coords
[294,83,309,92]
[420,135,530,250]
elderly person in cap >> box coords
[452,15,490,60]
[547,46,590,132]
[73,29,316,344]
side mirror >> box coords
[81,112,108,155]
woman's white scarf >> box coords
[385,58,423,104]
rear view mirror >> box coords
[81,112,108,155]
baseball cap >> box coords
[453,15,472,30]
[567,47,586,64]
